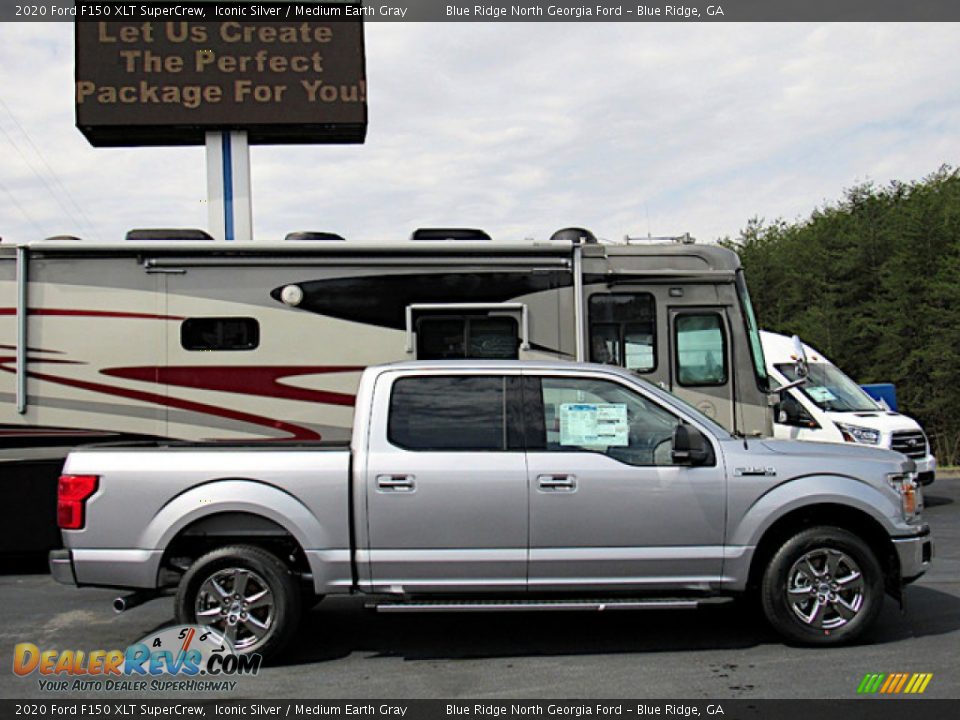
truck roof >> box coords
[760,330,827,364]
[370,359,633,373]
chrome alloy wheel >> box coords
[194,567,275,651]
[786,548,865,630]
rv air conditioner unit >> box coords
[126,229,214,241]
[550,227,597,244]
[285,232,346,241]
[411,228,491,241]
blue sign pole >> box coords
[206,131,253,241]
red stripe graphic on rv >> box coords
[0,308,184,320]
[0,367,322,441]
[101,366,361,407]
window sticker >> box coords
[807,386,838,403]
[559,403,629,447]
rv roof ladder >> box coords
[15,245,28,414]
[572,241,586,362]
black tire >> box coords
[760,526,884,646]
[175,544,301,660]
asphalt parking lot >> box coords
[1,475,957,700]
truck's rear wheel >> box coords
[175,544,301,659]
[760,526,884,645]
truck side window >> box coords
[181,317,259,351]
[416,316,519,360]
[532,377,681,466]
[388,376,514,451]
[675,314,727,386]
[588,293,656,372]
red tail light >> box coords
[57,475,98,530]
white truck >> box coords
[763,331,936,486]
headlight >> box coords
[887,472,922,522]
[836,422,881,445]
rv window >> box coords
[416,316,519,360]
[735,271,769,389]
[675,314,727,386]
[388,376,509,451]
[588,294,656,372]
[181,317,260,351]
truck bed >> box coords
[61,444,353,591]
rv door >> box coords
[668,308,736,432]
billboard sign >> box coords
[75,15,367,146]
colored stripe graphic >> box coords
[861,673,885,693]
[857,673,932,694]
[0,308,184,320]
[101,365,361,407]
[893,673,909,693]
[0,365,323,440]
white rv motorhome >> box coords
[1,228,773,446]
[763,330,936,486]
[0,227,773,554]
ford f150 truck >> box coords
[49,361,933,658]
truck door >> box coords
[362,372,528,594]
[524,372,725,591]
[668,308,736,432]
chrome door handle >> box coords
[537,474,577,491]
[376,474,415,492]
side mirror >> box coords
[791,334,809,379]
[774,394,819,429]
[774,395,801,424]
[672,424,713,466]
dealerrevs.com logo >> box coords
[13,625,261,693]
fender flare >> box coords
[730,474,900,548]
[141,478,330,553]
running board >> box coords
[372,598,730,613]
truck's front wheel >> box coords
[174,545,301,659]
[761,526,884,645]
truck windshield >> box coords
[776,363,880,413]
[735,271,768,391]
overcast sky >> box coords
[0,22,958,245]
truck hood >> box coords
[757,438,913,470]
[822,410,923,433]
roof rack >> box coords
[411,228,491,241]
[623,233,696,245]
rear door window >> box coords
[388,376,520,451]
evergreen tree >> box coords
[726,166,960,465]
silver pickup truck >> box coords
[50,361,932,658]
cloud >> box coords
[0,22,958,246]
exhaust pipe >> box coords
[113,590,158,613]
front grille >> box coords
[891,430,927,459]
